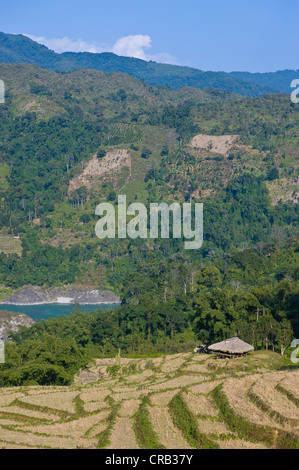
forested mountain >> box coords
[0,32,297,96]
[231,69,299,94]
[0,61,298,385]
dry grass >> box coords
[107,417,139,449]
[0,393,24,406]
[217,439,267,449]
[223,376,291,431]
[188,380,222,395]
[252,374,299,423]
[160,354,189,372]
[0,231,22,256]
[83,402,109,413]
[0,428,90,449]
[148,375,201,391]
[85,421,107,438]
[183,391,218,418]
[118,399,140,417]
[148,405,191,449]
[112,390,144,401]
[150,390,178,407]
[80,389,110,404]
[182,363,210,373]
[0,352,297,449]
[20,410,110,438]
[279,372,299,398]
[0,405,59,422]
[123,369,154,384]
[0,441,35,449]
[190,353,210,362]
[0,418,28,427]
[19,391,78,414]
[196,418,231,435]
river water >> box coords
[0,303,120,322]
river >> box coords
[0,303,120,322]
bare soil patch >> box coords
[189,134,237,155]
[68,149,131,193]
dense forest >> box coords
[0,63,298,386]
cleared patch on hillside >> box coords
[266,177,299,205]
[0,231,22,256]
[68,149,131,194]
[189,134,237,155]
[164,134,268,200]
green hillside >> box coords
[231,70,299,94]
[0,62,298,365]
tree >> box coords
[256,312,277,350]
[97,148,106,159]
[161,145,169,156]
[193,288,238,344]
[141,147,152,159]
[275,319,293,355]
[107,190,116,201]
[197,266,221,289]
[117,89,127,102]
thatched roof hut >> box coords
[208,337,254,358]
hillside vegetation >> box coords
[0,63,298,369]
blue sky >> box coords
[1,0,298,72]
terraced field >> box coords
[0,352,298,449]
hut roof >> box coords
[208,337,254,354]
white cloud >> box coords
[112,35,178,64]
[24,33,178,64]
[25,34,107,53]
[112,34,151,60]
[147,52,179,65]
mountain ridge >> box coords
[1,31,297,96]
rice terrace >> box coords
[0,351,298,449]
